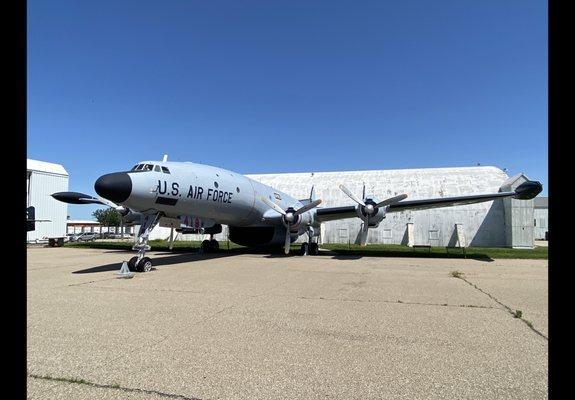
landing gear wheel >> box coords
[136,257,153,272]
[201,240,211,253]
[300,242,309,256]
[309,242,319,255]
[128,256,139,272]
[210,239,219,252]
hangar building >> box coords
[27,159,69,242]
[533,197,548,240]
[149,165,537,248]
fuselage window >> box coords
[154,165,161,172]
[214,181,219,188]
[161,166,170,174]
[236,187,240,193]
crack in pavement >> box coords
[68,284,204,294]
[292,295,496,309]
[67,277,119,287]
[453,274,548,340]
[28,374,203,400]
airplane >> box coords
[52,156,542,272]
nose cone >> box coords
[94,173,132,203]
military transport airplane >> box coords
[52,157,542,272]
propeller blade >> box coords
[339,184,366,206]
[360,219,370,246]
[375,194,408,208]
[261,196,286,216]
[294,199,322,216]
[284,224,291,254]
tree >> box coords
[92,208,121,228]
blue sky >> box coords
[28,0,547,220]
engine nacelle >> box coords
[355,203,387,225]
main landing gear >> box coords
[128,213,160,273]
[300,228,320,256]
[300,242,319,256]
[200,235,219,254]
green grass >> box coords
[320,243,547,260]
[65,240,548,260]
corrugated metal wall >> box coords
[247,166,509,247]
[533,208,548,240]
[501,174,535,249]
[27,171,69,242]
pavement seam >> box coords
[67,277,119,287]
[292,295,496,309]
[454,275,548,340]
[67,285,204,294]
[28,374,203,400]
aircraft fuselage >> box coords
[96,160,315,245]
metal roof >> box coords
[27,159,68,176]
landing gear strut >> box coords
[300,228,320,256]
[128,213,160,272]
[309,242,319,255]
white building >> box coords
[148,165,539,248]
[27,159,69,242]
[533,197,548,240]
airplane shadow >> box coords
[72,251,237,274]
[72,245,494,274]
[327,250,493,262]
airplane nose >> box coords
[94,172,132,203]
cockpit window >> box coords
[161,166,170,174]
[154,165,161,172]
[144,164,153,171]
[131,165,139,171]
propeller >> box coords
[261,196,322,254]
[339,184,407,246]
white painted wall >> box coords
[27,161,69,242]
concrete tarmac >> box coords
[27,247,548,399]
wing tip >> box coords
[514,181,543,200]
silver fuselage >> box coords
[122,161,314,233]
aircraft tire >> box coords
[210,240,219,251]
[309,243,319,255]
[201,240,211,253]
[137,257,152,272]
[300,242,309,256]
[128,257,139,271]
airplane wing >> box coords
[315,180,542,223]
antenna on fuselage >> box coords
[162,154,168,162]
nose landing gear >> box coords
[127,213,160,272]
